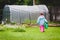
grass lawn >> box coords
[0,27,60,40]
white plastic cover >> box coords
[3,5,49,24]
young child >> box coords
[37,12,48,32]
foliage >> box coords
[14,25,26,32]
[24,19,36,24]
[10,22,16,25]
[0,24,8,31]
[49,22,60,24]
[0,24,30,32]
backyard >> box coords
[0,0,60,40]
[0,25,60,40]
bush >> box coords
[0,24,7,31]
[10,22,16,25]
[14,25,26,32]
[23,24,31,28]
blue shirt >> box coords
[37,16,48,25]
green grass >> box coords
[0,27,60,40]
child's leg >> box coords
[40,25,44,32]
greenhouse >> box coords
[3,5,49,24]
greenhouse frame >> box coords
[3,5,49,24]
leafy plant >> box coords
[14,25,26,32]
[24,19,36,24]
[10,22,16,25]
[0,24,7,31]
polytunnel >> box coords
[3,5,49,24]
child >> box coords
[37,12,48,32]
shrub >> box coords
[0,24,7,31]
[23,24,31,28]
[14,25,26,32]
[10,22,16,25]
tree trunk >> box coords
[33,0,36,5]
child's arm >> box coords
[44,18,48,23]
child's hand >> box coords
[45,22,48,24]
